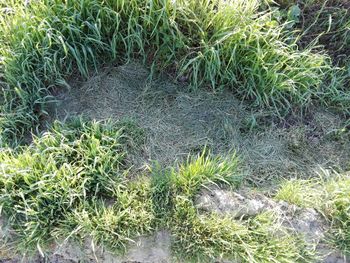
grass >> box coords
[170,196,315,262]
[0,0,349,261]
[150,152,315,262]
[300,0,350,114]
[276,172,350,256]
[171,150,241,197]
[298,0,350,63]
[270,0,350,114]
[56,179,156,252]
[0,0,341,145]
[149,150,241,222]
[0,118,147,251]
[275,178,326,208]
[0,119,317,261]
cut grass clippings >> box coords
[0,0,349,261]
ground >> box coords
[0,0,350,262]
[1,62,346,262]
[53,62,349,184]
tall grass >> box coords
[297,0,350,114]
[0,118,147,250]
[0,0,333,145]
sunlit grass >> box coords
[0,123,314,261]
[0,0,336,145]
[0,118,146,251]
[276,172,350,255]
[170,196,315,262]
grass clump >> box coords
[0,118,148,251]
[150,150,241,222]
[150,152,314,262]
[170,196,314,262]
[304,0,350,114]
[0,0,335,145]
[276,172,350,256]
[172,150,241,197]
[58,179,155,251]
[271,0,350,115]
[275,178,326,208]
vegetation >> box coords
[0,0,349,262]
[276,172,350,255]
[0,120,316,261]
[1,0,348,146]
[287,0,350,113]
[170,197,314,262]
[0,119,149,250]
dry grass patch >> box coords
[53,62,350,185]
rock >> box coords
[315,243,348,263]
[195,187,328,243]
[195,188,266,218]
[322,250,348,263]
[195,187,348,263]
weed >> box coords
[172,150,241,197]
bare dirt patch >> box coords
[54,62,349,184]
[0,227,172,263]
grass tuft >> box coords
[0,118,145,250]
[172,150,241,197]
